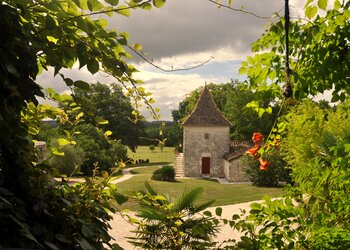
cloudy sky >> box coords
[38,0,305,120]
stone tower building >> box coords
[182,85,231,178]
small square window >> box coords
[204,133,209,139]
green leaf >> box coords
[114,192,128,205]
[105,0,119,5]
[334,0,341,9]
[87,59,99,74]
[305,6,317,19]
[76,237,94,250]
[141,2,152,10]
[318,0,327,10]
[77,0,89,10]
[250,202,262,210]
[57,138,71,146]
[335,15,345,26]
[45,15,58,29]
[50,147,65,156]
[153,0,166,8]
[95,117,109,124]
[87,0,104,11]
[134,43,142,50]
[74,80,90,90]
[215,207,222,216]
[104,130,112,137]
[47,36,58,44]
[116,5,130,17]
[269,70,277,80]
[238,66,247,75]
[203,211,212,217]
[44,240,59,250]
[55,234,72,243]
[154,195,167,201]
[62,76,74,86]
[101,170,109,179]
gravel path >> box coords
[107,167,261,249]
[108,200,258,249]
[110,167,135,184]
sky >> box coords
[37,0,305,121]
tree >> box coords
[0,0,166,248]
[239,1,350,102]
[74,82,144,151]
[49,144,85,176]
[73,124,127,176]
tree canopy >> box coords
[73,82,144,151]
[240,0,350,103]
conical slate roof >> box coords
[182,85,231,127]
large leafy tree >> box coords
[0,0,165,248]
[74,82,144,151]
[239,0,350,102]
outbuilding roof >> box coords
[182,85,231,127]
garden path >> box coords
[108,165,260,249]
[109,201,258,249]
[110,167,135,184]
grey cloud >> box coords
[112,0,284,60]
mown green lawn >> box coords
[127,146,174,166]
[117,166,285,210]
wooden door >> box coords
[201,157,210,174]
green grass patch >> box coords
[117,166,285,210]
[127,146,174,166]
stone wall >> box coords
[224,158,250,182]
[183,126,230,178]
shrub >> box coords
[243,148,291,187]
[74,124,127,176]
[129,182,218,249]
[0,169,127,249]
[49,144,85,176]
[225,100,350,249]
[151,165,175,182]
[149,144,155,151]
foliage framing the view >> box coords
[239,0,350,102]
[223,0,350,249]
[0,0,165,248]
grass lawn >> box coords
[117,166,285,210]
[127,146,175,166]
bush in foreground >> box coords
[243,148,291,187]
[129,182,218,249]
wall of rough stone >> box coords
[224,158,250,182]
[183,126,230,178]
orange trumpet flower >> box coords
[258,157,270,171]
[252,132,264,145]
[246,145,259,158]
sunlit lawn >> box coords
[127,146,175,166]
[117,166,285,210]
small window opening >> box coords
[204,133,209,139]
